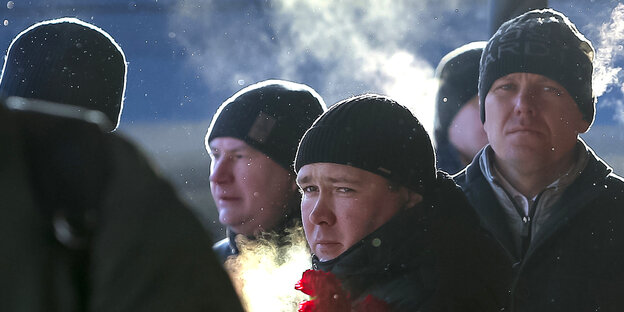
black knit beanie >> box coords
[206,79,326,171]
[434,41,486,144]
[295,94,436,194]
[0,18,127,132]
[479,8,595,124]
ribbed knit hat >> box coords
[434,41,486,144]
[479,8,595,125]
[206,79,326,171]
[0,18,127,132]
[295,94,436,194]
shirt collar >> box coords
[479,141,590,199]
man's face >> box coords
[483,73,589,168]
[448,95,489,164]
[297,163,418,261]
[209,137,296,236]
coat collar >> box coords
[457,140,614,262]
[456,151,519,261]
[525,142,612,258]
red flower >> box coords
[297,300,315,312]
[295,270,391,312]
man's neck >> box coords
[493,147,578,198]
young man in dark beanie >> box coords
[206,79,326,263]
[454,8,624,311]
[434,41,489,174]
[0,18,126,132]
[295,94,509,311]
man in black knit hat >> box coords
[206,79,325,263]
[434,41,488,174]
[295,94,509,311]
[455,8,624,311]
[0,17,126,132]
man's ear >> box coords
[577,119,590,134]
[290,179,299,192]
[404,189,423,209]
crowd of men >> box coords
[1,7,623,312]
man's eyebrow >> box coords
[325,175,360,184]
[296,175,310,185]
[535,75,557,85]
[296,174,361,185]
[496,76,514,83]
[209,145,250,153]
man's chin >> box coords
[219,214,245,230]
[314,243,345,261]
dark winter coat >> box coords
[313,173,510,312]
[0,97,244,312]
[435,139,465,175]
[454,144,624,312]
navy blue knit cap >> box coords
[206,79,326,171]
[434,41,486,144]
[0,18,127,132]
[479,8,595,125]
[295,94,436,194]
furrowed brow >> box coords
[325,175,361,185]
[296,175,311,185]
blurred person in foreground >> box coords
[0,17,244,312]
[0,17,126,132]
[434,41,489,174]
[0,97,244,312]
[294,94,509,311]
[206,79,326,263]
[455,8,624,311]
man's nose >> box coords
[209,157,234,184]
[513,87,538,117]
[308,193,336,226]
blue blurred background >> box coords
[2,0,622,238]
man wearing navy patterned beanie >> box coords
[455,8,624,311]
[206,79,326,263]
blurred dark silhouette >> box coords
[0,17,126,132]
[0,96,244,312]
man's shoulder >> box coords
[452,156,484,191]
[598,172,624,203]
[605,171,624,187]
[576,148,624,199]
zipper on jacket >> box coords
[517,192,543,259]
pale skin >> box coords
[483,73,590,198]
[448,95,489,165]
[208,137,298,236]
[297,163,422,261]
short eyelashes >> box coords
[210,151,248,161]
[493,83,563,97]
[297,185,355,195]
[500,83,515,91]
[336,187,355,193]
[299,185,318,195]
